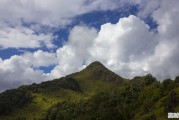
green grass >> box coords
[0,88,87,120]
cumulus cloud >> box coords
[0,50,57,92]
[50,26,98,78]
[0,26,55,49]
[147,0,179,80]
[23,50,57,67]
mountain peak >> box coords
[81,61,125,83]
[86,61,105,69]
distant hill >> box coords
[0,61,178,120]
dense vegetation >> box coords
[0,89,33,115]
[43,75,179,120]
[0,61,178,120]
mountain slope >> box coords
[68,61,127,95]
[0,61,126,120]
[71,61,126,83]
[43,75,179,120]
[0,61,178,120]
[0,77,84,120]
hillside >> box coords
[0,61,178,120]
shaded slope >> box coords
[26,77,82,92]
[0,89,33,115]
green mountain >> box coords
[0,61,178,120]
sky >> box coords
[0,0,179,92]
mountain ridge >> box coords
[0,61,178,120]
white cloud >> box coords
[147,0,179,80]
[0,50,57,92]
[23,50,57,67]
[90,15,156,62]
[136,0,161,18]
[50,26,98,78]
[0,26,55,49]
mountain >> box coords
[72,61,125,83]
[0,61,178,120]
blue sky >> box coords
[0,0,179,92]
